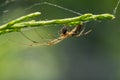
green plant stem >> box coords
[0,12,115,35]
[0,12,41,30]
[13,13,115,27]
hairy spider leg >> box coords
[75,24,85,37]
[74,24,92,37]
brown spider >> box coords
[30,23,91,46]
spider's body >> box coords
[60,26,68,36]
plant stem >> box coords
[0,12,115,35]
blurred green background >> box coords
[0,0,120,80]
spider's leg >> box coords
[20,31,38,43]
[84,29,92,35]
[76,26,85,37]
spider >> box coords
[30,23,92,46]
